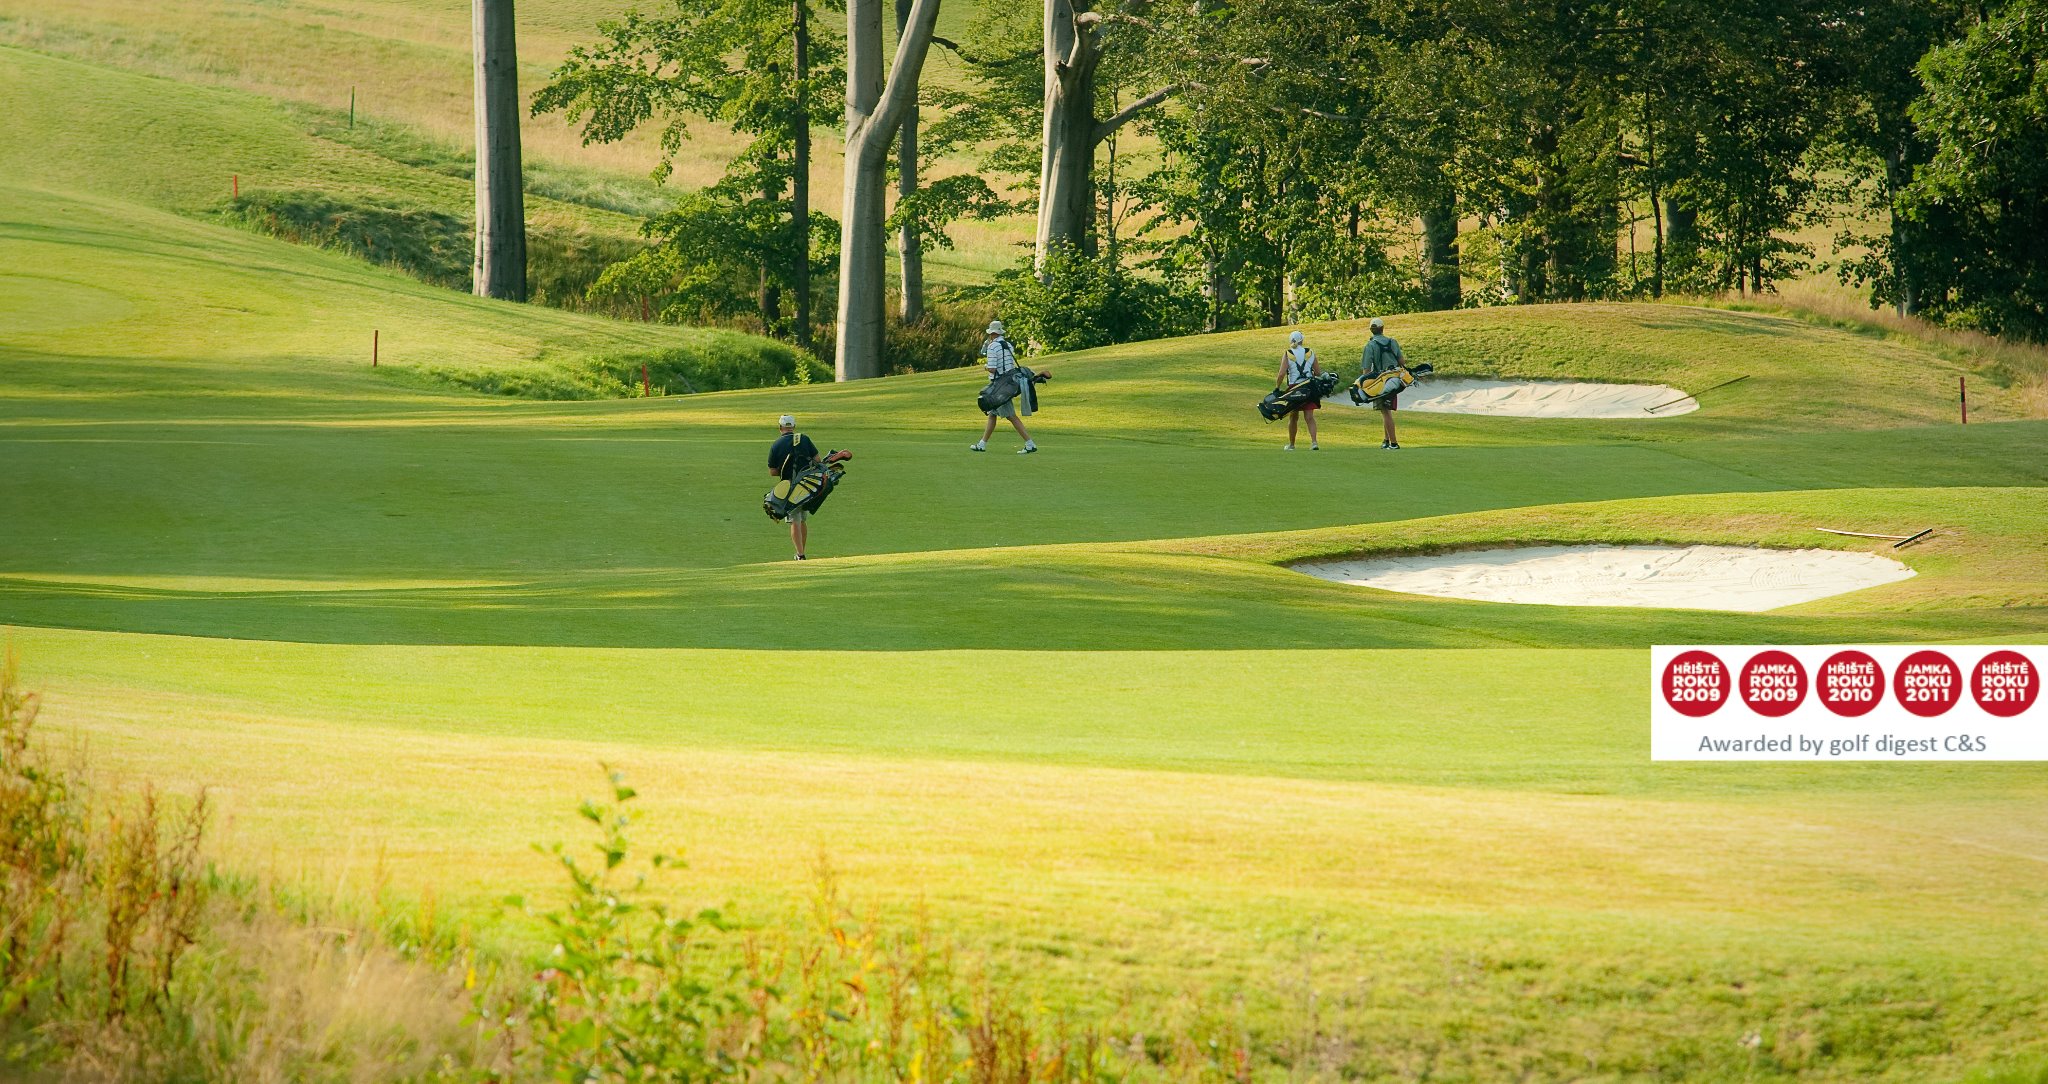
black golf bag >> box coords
[1258,371,1340,421]
[1348,362,1434,407]
[976,366,1051,414]
[763,450,852,522]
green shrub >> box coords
[222,187,654,320]
[412,339,822,401]
[991,244,1206,354]
[487,770,1125,1084]
[224,187,473,289]
[884,294,999,374]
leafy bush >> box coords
[221,187,652,319]
[991,244,1206,354]
[413,340,824,401]
[884,294,999,374]
[486,770,1124,1084]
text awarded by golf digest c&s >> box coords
[1650,645,2043,761]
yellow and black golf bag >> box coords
[764,449,853,521]
[1349,362,1434,406]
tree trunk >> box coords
[792,0,813,351]
[1883,143,1916,316]
[833,0,941,381]
[1420,196,1461,311]
[1644,96,1664,298]
[894,0,925,323]
[471,0,526,301]
[1036,0,1099,267]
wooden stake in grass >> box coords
[1960,376,1967,425]
[642,363,651,398]
[373,329,379,367]
[232,174,238,200]
[349,86,356,130]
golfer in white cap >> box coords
[971,319,1037,453]
[768,414,819,559]
[1274,329,1323,450]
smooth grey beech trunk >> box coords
[833,0,941,381]
[471,0,526,301]
[894,0,925,324]
[1037,0,1100,265]
[1035,0,1176,270]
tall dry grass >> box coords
[1692,279,2048,417]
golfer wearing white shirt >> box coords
[971,320,1038,453]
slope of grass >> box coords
[0,1,1023,287]
[5,122,2048,1076]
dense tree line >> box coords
[524,0,2046,379]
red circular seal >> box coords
[1739,650,1808,717]
[1817,650,1884,718]
[1893,650,1962,717]
[1972,650,2038,718]
[1663,650,1730,717]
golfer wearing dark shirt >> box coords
[1361,317,1405,450]
[768,414,819,560]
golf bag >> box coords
[976,366,1052,414]
[1349,362,1434,406]
[763,450,853,522]
[1258,371,1340,421]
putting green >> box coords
[5,41,2048,1076]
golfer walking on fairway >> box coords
[971,319,1038,454]
[1276,330,1322,451]
[769,414,819,560]
[1362,317,1405,449]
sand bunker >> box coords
[1339,378,1699,418]
[1293,545,1915,612]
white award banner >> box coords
[1650,645,2043,761]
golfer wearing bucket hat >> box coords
[971,319,1038,454]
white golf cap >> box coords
[1370,317,1385,329]
[986,320,1005,335]
[1289,330,1305,345]
[778,414,795,428]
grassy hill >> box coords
[6,168,2048,1076]
[6,23,2048,1074]
[0,1,1026,286]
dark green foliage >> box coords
[412,341,823,401]
[224,187,472,290]
[884,295,999,374]
[221,187,650,318]
[1892,0,2048,341]
[992,244,1205,354]
[534,0,844,348]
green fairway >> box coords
[6,38,2048,1074]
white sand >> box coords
[1293,545,1915,612]
[1338,378,1699,418]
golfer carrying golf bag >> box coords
[1361,317,1405,449]
[971,319,1038,454]
[1275,330,1324,451]
[767,414,848,560]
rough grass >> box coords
[5,58,2048,1072]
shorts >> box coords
[1297,401,1319,413]
[987,400,1018,419]
[785,508,810,523]
[1377,393,1398,411]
